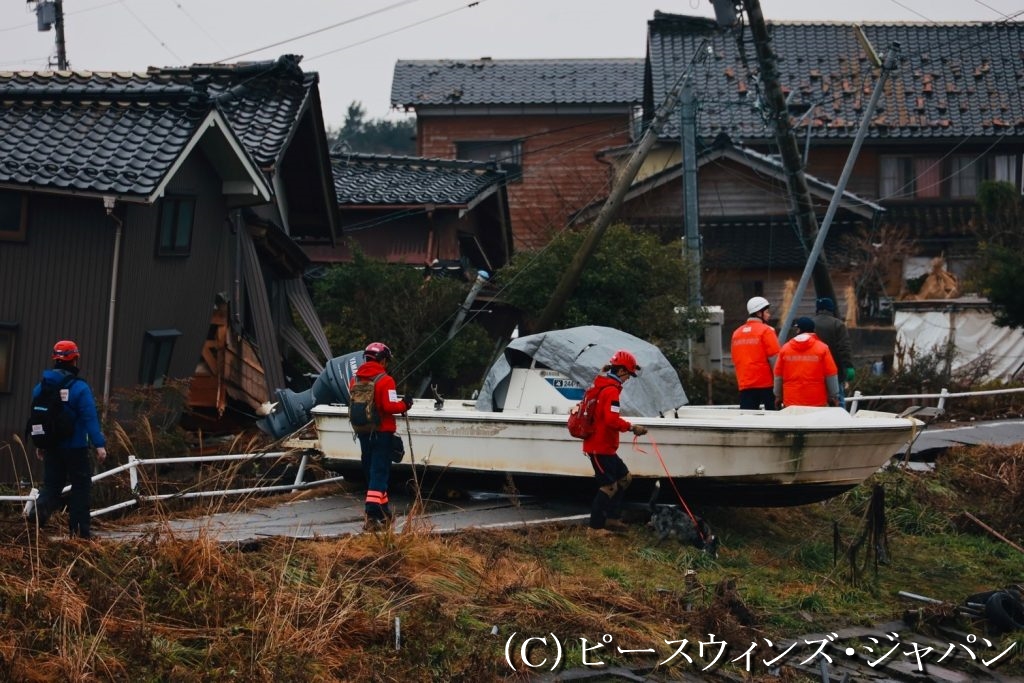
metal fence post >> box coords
[849,390,862,416]
[23,487,38,518]
[128,455,139,493]
[293,451,308,491]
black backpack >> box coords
[26,374,79,449]
[349,373,384,434]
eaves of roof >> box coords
[573,137,882,222]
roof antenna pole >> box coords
[778,35,900,342]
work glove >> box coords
[631,424,648,436]
[402,395,414,411]
[845,367,856,382]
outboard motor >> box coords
[258,350,365,438]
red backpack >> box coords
[567,385,610,439]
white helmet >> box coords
[746,296,771,315]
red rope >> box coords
[631,435,708,544]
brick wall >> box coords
[418,113,633,251]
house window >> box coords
[139,329,180,386]
[880,156,914,198]
[0,322,15,393]
[991,154,1021,191]
[0,191,28,242]
[157,196,196,256]
[882,154,1021,200]
[949,155,979,199]
[456,140,523,180]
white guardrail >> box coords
[1,449,341,521]
[847,386,1024,415]
[4,385,1024,521]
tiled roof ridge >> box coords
[0,84,199,101]
[650,11,1020,27]
[395,57,644,64]
[149,54,305,78]
[331,152,499,172]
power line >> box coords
[305,0,490,63]
[118,0,183,63]
[887,0,934,22]
[166,0,218,47]
[217,0,431,63]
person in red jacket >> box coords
[350,342,412,530]
[583,350,648,534]
[773,318,840,408]
[731,296,781,410]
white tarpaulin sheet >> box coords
[475,326,688,416]
[894,301,1024,381]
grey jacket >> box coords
[812,312,854,371]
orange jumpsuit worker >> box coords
[773,317,840,408]
[731,296,781,410]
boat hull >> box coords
[310,402,918,507]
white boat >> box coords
[294,326,919,507]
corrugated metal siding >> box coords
[0,151,239,482]
[0,193,115,476]
[112,154,233,390]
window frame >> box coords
[880,152,1024,200]
[455,139,523,180]
[139,329,181,386]
[0,322,16,393]
[156,196,196,256]
[0,191,28,243]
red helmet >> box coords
[608,349,640,377]
[364,342,392,361]
[52,340,80,362]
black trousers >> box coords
[739,387,777,410]
[37,447,93,537]
[587,453,630,529]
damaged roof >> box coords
[0,55,316,199]
[646,13,1024,141]
[331,153,507,207]
[391,58,644,108]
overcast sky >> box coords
[1,0,1020,127]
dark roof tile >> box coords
[332,153,505,206]
[392,58,644,108]
[0,55,315,197]
[647,13,1024,140]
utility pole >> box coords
[741,0,835,304]
[29,0,68,70]
[680,77,702,309]
[778,38,900,343]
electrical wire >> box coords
[166,0,218,48]
[118,0,183,63]
[305,0,491,63]
[217,0,434,63]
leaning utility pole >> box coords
[741,0,835,303]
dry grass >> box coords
[0,445,1021,681]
